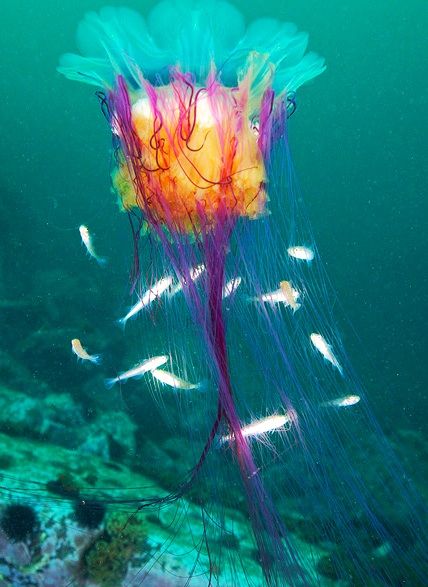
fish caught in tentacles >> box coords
[310,333,343,376]
[151,368,202,390]
[168,264,206,297]
[287,245,314,261]
[223,277,242,298]
[321,395,361,408]
[219,410,297,445]
[117,276,173,327]
[105,355,169,388]
[279,280,301,312]
[252,283,300,307]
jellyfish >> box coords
[54,1,428,585]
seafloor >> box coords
[0,364,426,586]
[0,401,326,586]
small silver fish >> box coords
[117,276,173,327]
[279,280,301,312]
[252,285,300,306]
[151,368,201,390]
[287,246,314,262]
[105,355,169,388]
[168,264,205,297]
[71,338,101,364]
[310,333,343,376]
[321,395,361,408]
[219,410,297,445]
[222,277,242,298]
[79,225,107,265]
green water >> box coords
[2,0,426,429]
[0,1,427,585]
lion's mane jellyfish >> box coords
[58,1,428,585]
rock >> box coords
[79,411,137,462]
[0,431,298,586]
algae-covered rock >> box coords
[0,431,311,586]
[82,511,148,587]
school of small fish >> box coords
[73,228,359,446]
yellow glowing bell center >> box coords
[113,83,267,233]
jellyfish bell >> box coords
[58,0,325,235]
[110,64,270,235]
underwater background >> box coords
[0,0,427,585]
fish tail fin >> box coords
[213,435,226,450]
[196,378,209,392]
[115,317,127,330]
[91,354,102,365]
[244,294,257,303]
[96,256,108,266]
[104,377,117,389]
[292,303,301,313]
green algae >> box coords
[83,511,147,586]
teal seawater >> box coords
[1,0,426,431]
[0,1,427,585]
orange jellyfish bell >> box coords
[111,61,272,234]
